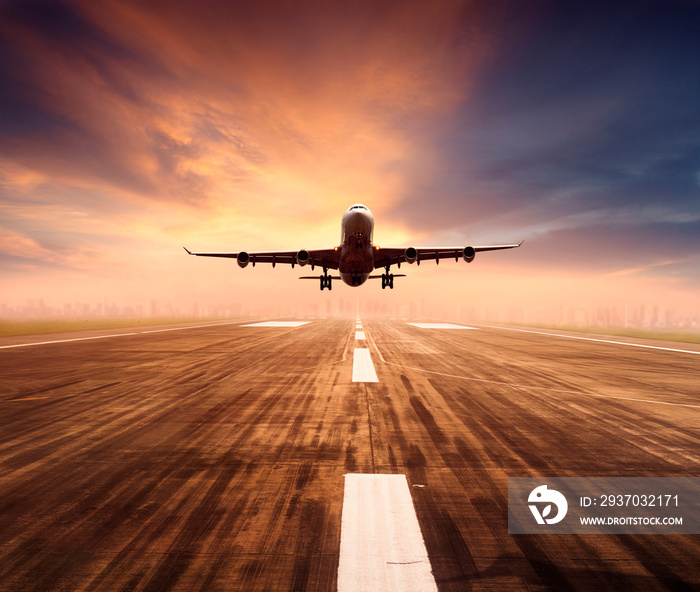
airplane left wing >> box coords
[373,241,523,269]
[184,247,341,269]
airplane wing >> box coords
[372,241,523,269]
[183,247,341,269]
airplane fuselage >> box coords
[338,204,375,286]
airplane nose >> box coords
[343,209,373,245]
[348,211,371,227]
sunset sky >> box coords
[1,0,699,319]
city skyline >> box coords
[3,295,698,333]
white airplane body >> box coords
[185,203,521,290]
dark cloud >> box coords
[386,0,700,280]
[0,0,190,200]
[0,0,166,132]
[2,0,123,52]
[525,219,700,272]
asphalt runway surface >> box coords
[0,317,698,591]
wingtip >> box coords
[183,246,192,255]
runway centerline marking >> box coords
[338,474,437,592]
[355,331,366,340]
[352,348,378,382]
[470,323,700,355]
[407,322,477,330]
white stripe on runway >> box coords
[355,331,366,340]
[338,474,437,592]
[470,323,700,355]
[0,320,247,350]
[352,348,378,382]
[0,332,140,350]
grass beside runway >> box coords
[0,317,233,338]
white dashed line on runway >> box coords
[352,348,378,382]
[338,474,437,592]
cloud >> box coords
[0,0,698,315]
[1,0,488,208]
[377,0,700,289]
[0,228,58,265]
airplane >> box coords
[184,203,522,290]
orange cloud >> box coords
[15,0,492,227]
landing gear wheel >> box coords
[381,268,395,289]
[320,274,332,291]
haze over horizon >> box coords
[2,0,699,323]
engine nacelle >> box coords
[237,252,250,268]
[463,246,476,263]
[404,247,418,264]
[296,249,310,267]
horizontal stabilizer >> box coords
[299,276,342,280]
[368,274,406,279]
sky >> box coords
[1,0,699,320]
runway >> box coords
[0,317,698,591]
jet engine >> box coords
[404,247,418,264]
[237,252,250,268]
[296,249,310,266]
[463,246,476,263]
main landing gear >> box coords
[381,267,394,290]
[320,271,332,291]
